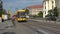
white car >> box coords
[26,16,29,18]
[4,15,8,21]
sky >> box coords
[2,0,44,14]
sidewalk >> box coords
[29,19,60,24]
[0,20,13,30]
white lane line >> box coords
[30,25,50,34]
[37,29,49,34]
[39,25,57,30]
[29,19,60,34]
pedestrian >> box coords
[12,15,16,27]
[0,16,2,22]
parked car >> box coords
[46,16,56,21]
[2,14,8,22]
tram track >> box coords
[21,20,60,34]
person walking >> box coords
[0,16,2,22]
[12,15,16,27]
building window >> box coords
[52,1,54,4]
[45,11,46,14]
[45,6,46,9]
[48,1,49,10]
[52,5,53,9]
[52,1,54,9]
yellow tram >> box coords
[16,10,27,22]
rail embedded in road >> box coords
[36,29,49,34]
[2,32,15,34]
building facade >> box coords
[43,0,56,18]
[27,5,43,16]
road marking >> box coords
[29,19,60,30]
[39,25,58,30]
[37,29,49,34]
[26,24,50,34]
[28,20,60,34]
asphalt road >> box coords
[0,20,60,34]
[0,20,37,34]
[24,20,60,34]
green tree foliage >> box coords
[0,9,2,16]
[25,8,29,15]
[53,7,58,17]
[0,9,6,17]
[2,9,7,14]
[46,7,58,17]
[46,10,52,17]
[38,11,43,17]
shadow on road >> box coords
[18,21,28,23]
[2,32,15,34]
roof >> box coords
[17,10,25,12]
[27,5,43,9]
[17,10,25,11]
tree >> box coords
[2,9,6,14]
[53,7,58,17]
[0,9,2,16]
[0,0,3,17]
[46,10,52,17]
[25,8,29,15]
[46,7,58,17]
[38,11,43,17]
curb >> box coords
[29,19,60,24]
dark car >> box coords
[46,16,57,21]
